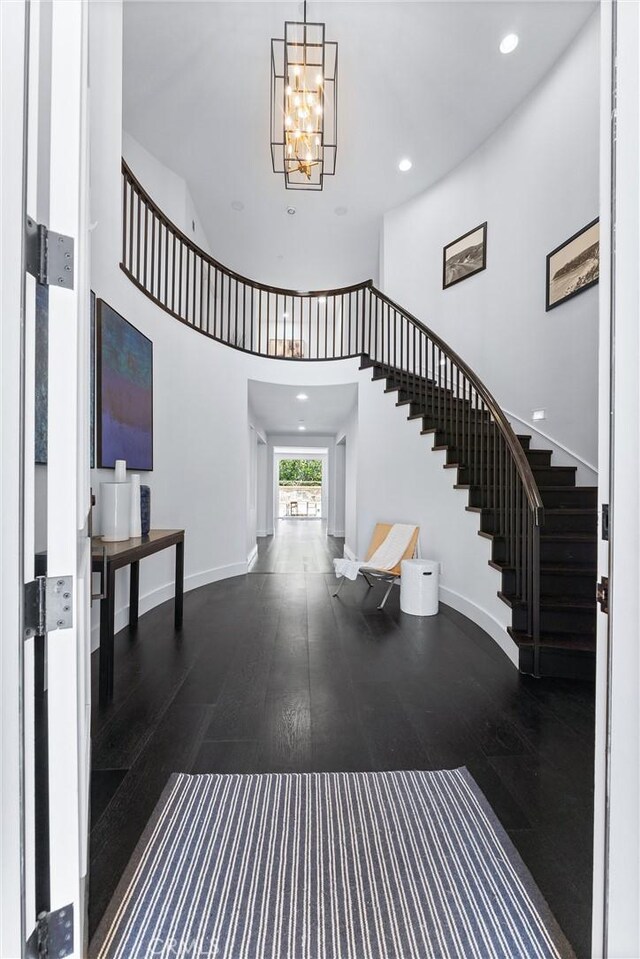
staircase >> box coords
[119,159,598,682]
[360,357,597,681]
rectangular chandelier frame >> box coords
[270,15,338,191]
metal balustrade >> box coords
[121,158,544,673]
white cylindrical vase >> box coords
[129,474,141,538]
[101,482,132,542]
[114,459,127,483]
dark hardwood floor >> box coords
[89,520,595,957]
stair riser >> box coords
[500,568,597,600]
[541,573,596,600]
[491,539,596,565]
[543,513,597,534]
[541,541,597,564]
[519,646,596,681]
[442,448,552,469]
[541,488,598,509]
[479,511,595,536]
[511,606,595,636]
[454,466,576,487]
[410,404,490,425]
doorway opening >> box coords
[278,457,323,518]
[273,446,328,524]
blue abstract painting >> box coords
[97,300,153,470]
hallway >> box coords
[89,521,594,956]
[250,519,342,573]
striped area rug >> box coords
[91,768,575,959]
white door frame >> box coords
[0,2,91,955]
[0,3,30,955]
[592,2,640,956]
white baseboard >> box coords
[256,529,269,538]
[247,545,258,567]
[438,586,518,667]
[90,561,247,653]
[331,529,345,537]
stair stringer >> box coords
[356,371,518,666]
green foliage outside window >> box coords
[278,458,322,486]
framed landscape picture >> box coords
[443,222,487,289]
[96,299,153,470]
[546,218,599,311]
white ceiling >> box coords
[248,380,357,434]
[123,0,596,290]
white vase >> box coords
[114,459,127,483]
[129,474,141,538]
[101,482,131,542]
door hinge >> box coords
[24,576,74,639]
[25,215,74,289]
[597,576,609,615]
[26,904,74,959]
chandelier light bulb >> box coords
[306,124,313,134]
[398,158,413,172]
[294,94,301,107]
[316,74,323,85]
[285,115,292,126]
[286,85,292,96]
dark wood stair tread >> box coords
[498,592,595,611]
[489,559,597,576]
[508,627,596,653]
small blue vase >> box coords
[140,485,151,536]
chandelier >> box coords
[270,2,338,191]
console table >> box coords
[92,529,184,703]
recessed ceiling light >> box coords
[298,425,307,431]
[231,200,244,212]
[296,393,308,400]
[334,206,348,216]
[499,33,519,54]
[287,206,297,215]
[398,158,412,172]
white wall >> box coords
[382,13,600,469]
[354,376,515,662]
[122,130,212,255]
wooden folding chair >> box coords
[333,523,420,610]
